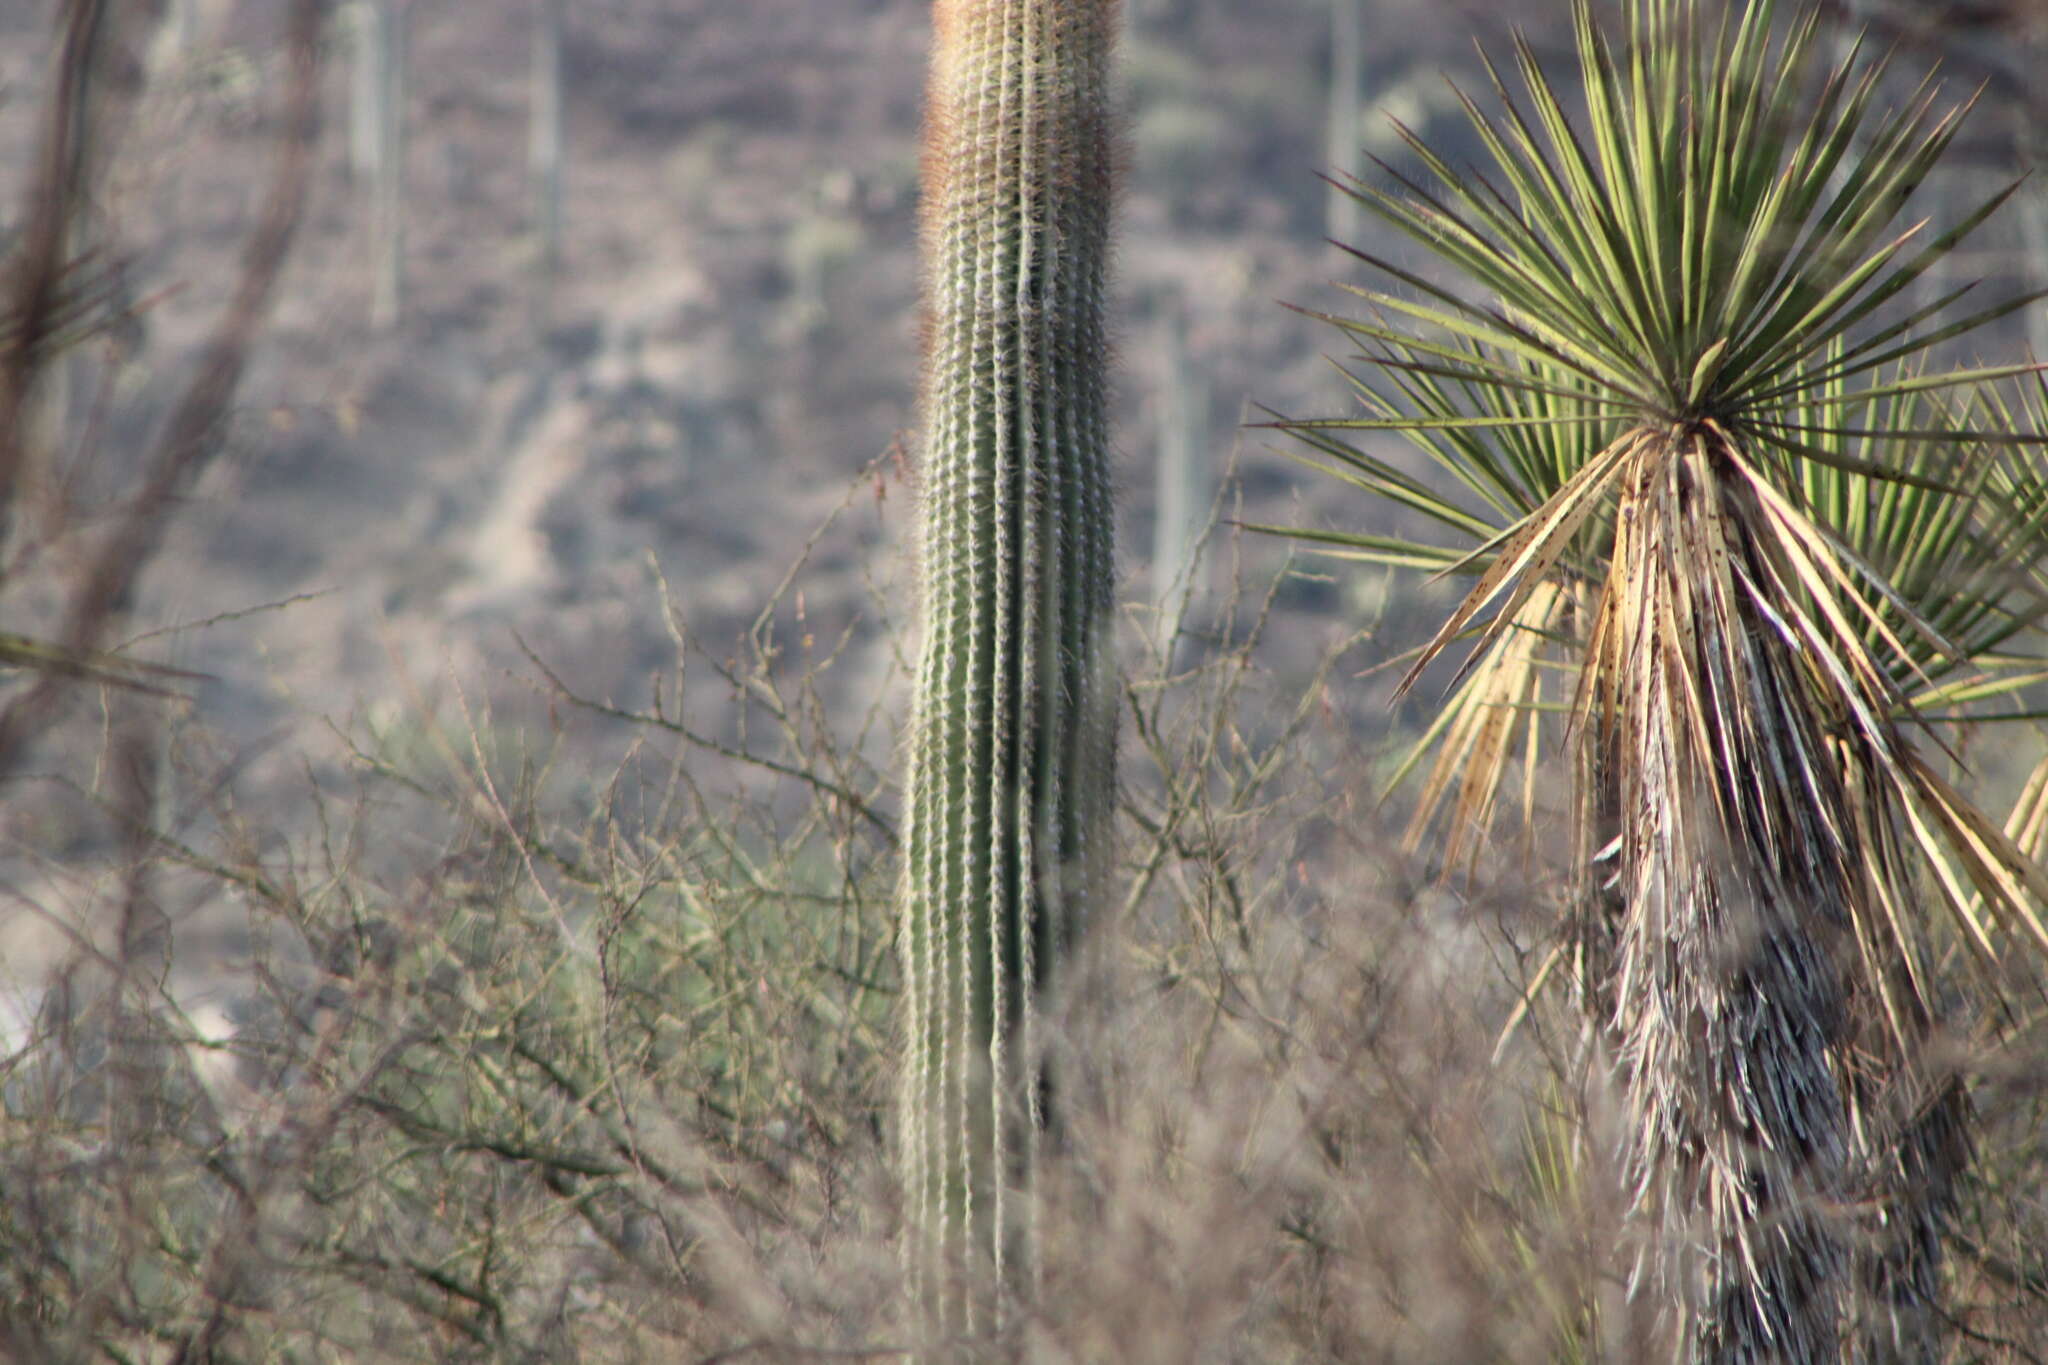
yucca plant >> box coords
[1270,0,2048,1357]
[899,0,1120,1340]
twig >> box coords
[516,632,899,847]
[0,0,325,778]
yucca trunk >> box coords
[900,0,1119,1336]
[1599,431,1961,1361]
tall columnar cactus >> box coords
[901,0,1119,1334]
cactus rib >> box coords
[901,0,1119,1336]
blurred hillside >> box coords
[0,0,1532,785]
[1,0,2043,809]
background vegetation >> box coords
[3,0,2048,1360]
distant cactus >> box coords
[1150,299,1211,644]
[347,2,379,179]
[1324,0,1362,245]
[900,0,1119,1335]
[2017,113,2048,360]
[529,0,564,298]
[352,0,406,328]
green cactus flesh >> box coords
[900,0,1118,1332]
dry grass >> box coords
[18,467,2027,1363]
[0,474,1612,1362]
[6,365,2048,1365]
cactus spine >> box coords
[901,0,1119,1334]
